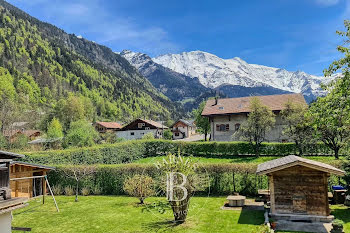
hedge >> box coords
[21,140,336,165]
[47,163,343,197]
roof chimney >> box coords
[215,96,218,105]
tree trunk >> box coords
[334,147,340,160]
[75,181,79,202]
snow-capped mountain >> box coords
[153,51,335,102]
[118,50,215,110]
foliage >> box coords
[123,174,155,204]
[343,156,350,188]
[11,134,29,150]
[237,97,276,156]
[64,186,74,196]
[46,117,63,139]
[81,187,90,196]
[309,21,350,159]
[62,165,96,202]
[63,120,99,148]
[281,100,314,155]
[52,185,62,195]
[193,101,210,141]
[0,2,181,129]
[163,129,173,140]
[142,132,154,140]
[21,140,336,165]
[101,132,118,144]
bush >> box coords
[22,140,336,165]
[81,187,90,196]
[92,186,102,195]
[52,185,62,195]
[142,133,154,140]
[64,186,74,196]
[123,174,155,204]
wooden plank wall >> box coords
[272,166,328,216]
[9,165,34,198]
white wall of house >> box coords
[116,129,163,140]
[0,212,12,233]
[209,113,289,142]
[173,126,188,139]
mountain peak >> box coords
[153,51,335,100]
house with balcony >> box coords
[201,94,307,142]
[171,119,196,139]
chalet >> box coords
[116,119,168,140]
[257,155,345,230]
[201,93,307,142]
[171,119,196,139]
[0,151,27,233]
[3,129,41,143]
[94,122,122,133]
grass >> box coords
[12,196,266,233]
[134,155,343,165]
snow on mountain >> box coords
[153,51,335,100]
[118,50,211,106]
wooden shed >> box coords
[256,155,345,223]
[9,161,55,198]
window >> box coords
[145,127,150,130]
[219,106,224,110]
[138,123,145,128]
[130,132,135,136]
[235,123,241,131]
[175,132,179,136]
[216,124,229,131]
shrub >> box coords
[52,185,62,195]
[92,186,102,195]
[123,174,155,204]
[142,133,154,140]
[81,187,90,196]
[22,140,336,166]
[163,129,173,140]
[64,186,74,196]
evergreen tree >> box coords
[47,117,63,139]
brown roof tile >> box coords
[202,93,307,116]
[96,122,122,129]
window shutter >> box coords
[225,124,229,131]
[216,124,220,131]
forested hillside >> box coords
[0,0,182,133]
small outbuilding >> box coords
[10,161,55,198]
[257,155,345,223]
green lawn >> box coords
[13,196,266,233]
[11,196,350,233]
[134,156,342,165]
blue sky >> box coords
[7,0,350,75]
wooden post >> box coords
[324,173,330,216]
[269,175,275,214]
[42,171,47,204]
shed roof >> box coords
[10,161,55,170]
[0,150,25,159]
[202,93,307,116]
[256,155,345,176]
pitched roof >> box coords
[96,122,122,129]
[3,129,40,138]
[171,119,195,127]
[142,119,168,129]
[202,93,307,116]
[256,155,345,176]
